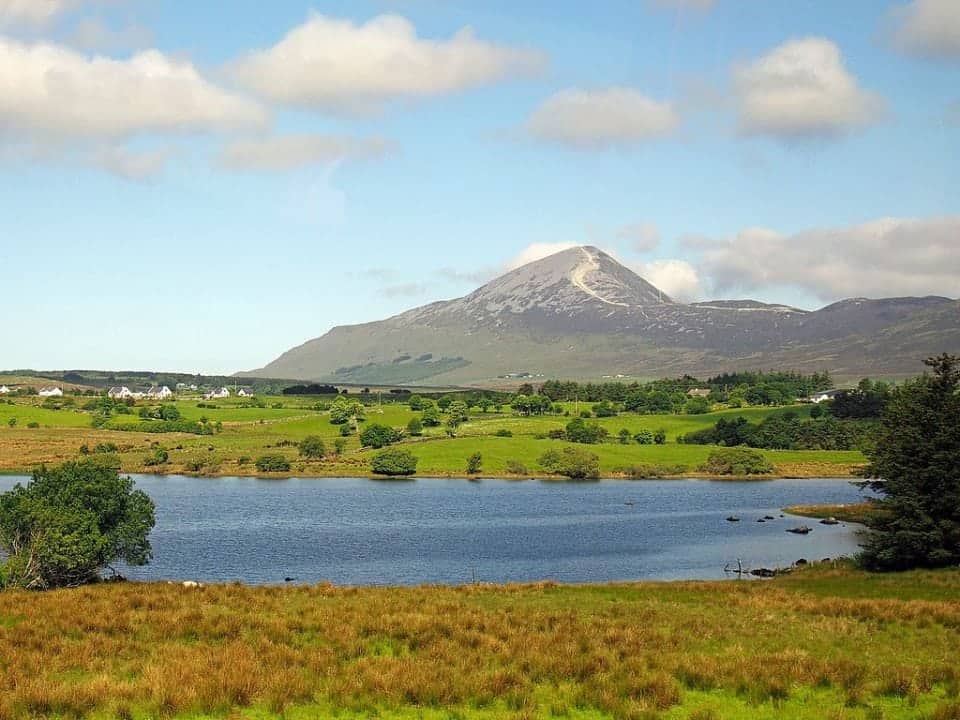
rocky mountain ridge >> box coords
[243,246,959,384]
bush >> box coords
[592,400,618,417]
[255,454,291,473]
[299,435,327,459]
[6,418,15,428]
[505,459,528,475]
[466,452,482,475]
[94,442,118,454]
[339,424,353,437]
[26,422,40,429]
[547,428,566,440]
[699,448,773,476]
[618,428,631,444]
[406,417,423,436]
[360,423,402,449]
[0,459,155,589]
[654,429,667,445]
[494,428,513,437]
[371,448,418,476]
[634,429,654,445]
[538,447,601,479]
[619,463,688,479]
[422,406,442,427]
[143,448,169,467]
[334,438,347,455]
[565,418,607,444]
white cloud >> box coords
[507,242,578,270]
[633,259,703,302]
[617,222,661,253]
[734,37,884,139]
[0,0,71,27]
[231,13,546,113]
[69,18,154,53]
[218,134,397,172]
[0,37,268,140]
[891,0,960,61]
[526,88,679,149]
[699,217,960,300]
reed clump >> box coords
[0,565,957,718]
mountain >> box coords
[242,246,960,385]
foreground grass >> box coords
[0,565,958,719]
[0,397,866,479]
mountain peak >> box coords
[460,245,672,317]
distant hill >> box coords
[242,246,960,385]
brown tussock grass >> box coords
[0,570,957,718]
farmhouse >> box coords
[204,387,231,400]
[687,388,711,398]
[146,386,173,400]
[38,387,63,398]
[809,390,842,404]
[108,386,133,399]
[0,385,10,394]
[237,388,256,397]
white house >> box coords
[237,388,255,397]
[108,386,133,399]
[809,390,841,404]
[146,386,173,400]
[38,387,63,398]
[0,385,10,395]
[204,387,231,400]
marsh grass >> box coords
[0,565,957,719]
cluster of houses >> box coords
[204,387,256,400]
[108,386,174,400]
[0,385,64,397]
[104,385,257,401]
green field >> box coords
[0,564,957,719]
[0,395,866,478]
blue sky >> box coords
[1,0,958,373]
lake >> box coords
[0,475,871,585]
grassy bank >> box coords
[0,565,957,719]
[784,502,883,525]
[0,396,867,479]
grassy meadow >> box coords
[0,395,866,479]
[0,564,957,719]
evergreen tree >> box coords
[859,354,960,571]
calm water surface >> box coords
[0,475,871,585]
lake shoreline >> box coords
[91,466,864,482]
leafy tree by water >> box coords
[466,452,482,475]
[699,448,773,476]
[539,447,601,480]
[371,448,418,476]
[858,354,960,571]
[0,459,155,589]
[255,455,291,473]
